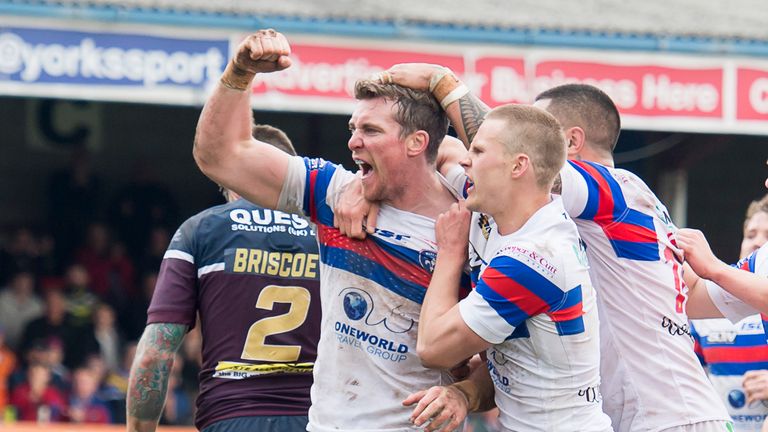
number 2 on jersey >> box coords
[241,285,311,362]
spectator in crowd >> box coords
[102,342,138,424]
[67,366,111,423]
[10,362,68,422]
[62,263,99,328]
[0,270,44,350]
[74,222,135,303]
[20,289,80,369]
[92,303,122,373]
[119,271,157,341]
[137,226,170,278]
[0,227,44,285]
[47,146,102,266]
[158,354,194,427]
[0,325,17,412]
[108,159,178,262]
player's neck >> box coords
[385,169,454,219]
[577,148,614,168]
[494,190,552,236]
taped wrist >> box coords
[449,380,480,412]
[429,68,468,110]
[220,60,255,91]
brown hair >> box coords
[354,80,448,163]
[252,124,296,156]
[485,104,566,189]
[535,84,621,155]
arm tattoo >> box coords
[127,323,188,426]
[552,173,562,194]
[458,93,490,144]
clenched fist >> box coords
[221,29,292,90]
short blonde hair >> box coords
[744,193,768,230]
[484,104,566,189]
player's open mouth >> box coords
[354,159,374,178]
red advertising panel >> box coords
[533,61,723,118]
[251,43,465,99]
[736,68,768,121]
[474,56,527,105]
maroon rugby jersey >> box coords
[147,198,320,429]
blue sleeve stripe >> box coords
[569,160,600,220]
[301,157,338,226]
[485,255,565,310]
[474,281,531,329]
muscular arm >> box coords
[683,263,725,319]
[417,203,490,369]
[447,92,490,147]
[193,30,293,209]
[127,323,188,432]
[679,228,768,316]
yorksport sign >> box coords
[0,24,227,104]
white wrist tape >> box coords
[440,84,469,109]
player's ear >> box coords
[405,130,429,158]
[509,153,529,179]
[564,126,586,157]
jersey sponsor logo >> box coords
[373,228,411,242]
[334,321,409,363]
[418,250,437,273]
[578,385,603,404]
[343,291,368,321]
[212,360,313,379]
[497,245,558,278]
[335,287,414,363]
[730,414,767,424]
[487,352,514,395]
[661,315,693,339]
[338,288,415,333]
[230,208,314,236]
[729,389,747,408]
[572,238,589,268]
[231,248,319,279]
[706,330,738,344]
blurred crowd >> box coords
[0,149,201,425]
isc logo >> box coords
[230,208,310,229]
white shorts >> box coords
[659,420,734,432]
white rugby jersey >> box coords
[691,315,768,431]
[278,156,469,432]
[460,197,612,432]
[559,160,729,431]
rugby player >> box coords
[192,30,470,431]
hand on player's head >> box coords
[377,63,451,93]
[233,29,292,74]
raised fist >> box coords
[232,29,292,75]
